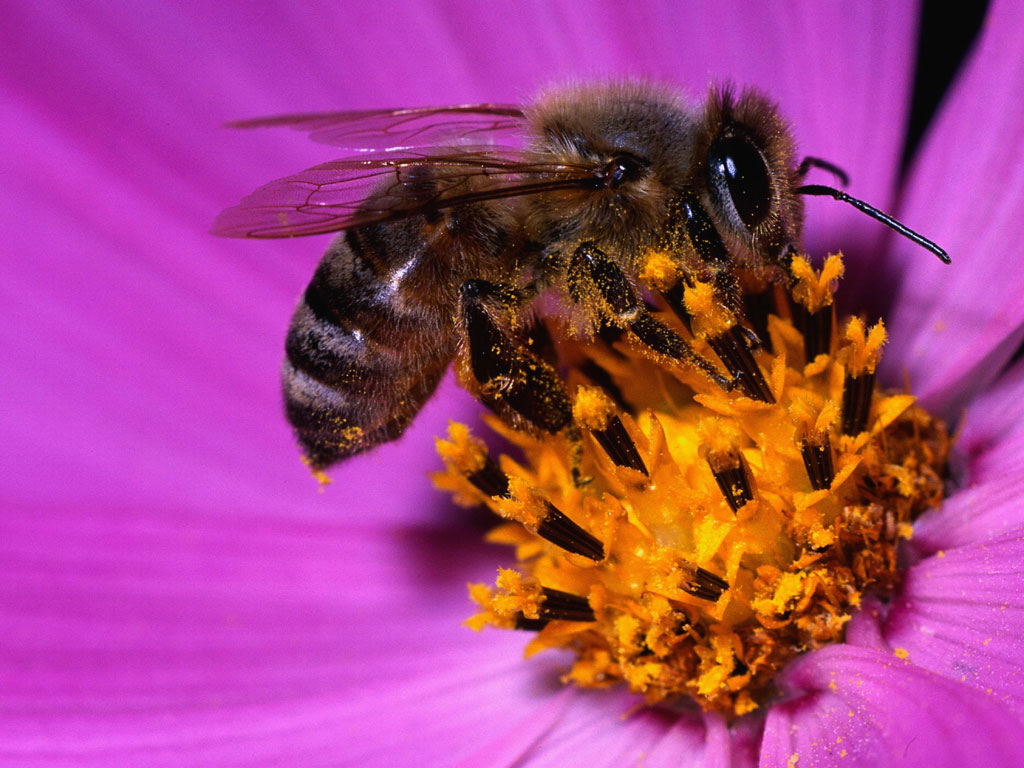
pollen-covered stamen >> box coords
[579,360,631,411]
[841,372,876,436]
[573,386,648,475]
[790,254,843,364]
[441,252,951,718]
[536,502,605,560]
[792,302,833,362]
[434,422,512,504]
[800,434,835,490]
[707,326,774,402]
[684,281,773,402]
[839,317,887,436]
[707,449,754,513]
[536,586,596,622]
[514,615,550,631]
[466,456,510,498]
[684,567,730,601]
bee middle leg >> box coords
[460,279,586,485]
[567,243,735,392]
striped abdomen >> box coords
[282,218,461,470]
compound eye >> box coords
[605,153,647,189]
[706,134,773,229]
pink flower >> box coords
[3,1,1023,765]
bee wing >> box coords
[228,105,526,151]
[211,148,602,238]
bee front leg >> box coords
[460,279,587,486]
[568,243,733,392]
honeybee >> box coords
[214,81,948,472]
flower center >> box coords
[434,253,949,717]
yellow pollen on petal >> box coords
[434,253,950,718]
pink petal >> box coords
[761,645,1024,767]
[911,358,1024,554]
[882,530,1024,716]
[509,698,742,768]
[0,499,581,766]
[882,0,1024,418]
[955,356,1024,469]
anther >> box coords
[466,456,511,498]
[573,385,647,475]
[707,326,774,403]
[683,567,729,602]
[536,587,596,622]
[536,501,605,561]
[841,371,875,435]
[579,360,630,412]
[514,615,550,631]
[592,415,648,475]
[792,302,833,362]
[707,452,754,513]
[800,435,835,490]
[790,254,843,364]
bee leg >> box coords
[568,243,733,392]
[461,280,588,486]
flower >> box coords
[2,1,1023,766]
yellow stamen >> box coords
[434,254,949,717]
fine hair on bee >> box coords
[214,80,949,475]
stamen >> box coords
[707,451,754,512]
[536,501,605,561]
[441,251,951,717]
[800,434,835,490]
[593,415,648,475]
[791,254,843,364]
[792,302,833,362]
[466,456,510,498]
[684,281,773,402]
[579,360,631,412]
[839,317,886,436]
[684,567,729,601]
[573,387,648,475]
[707,326,774,403]
[536,587,596,622]
[841,371,876,436]
[514,615,550,631]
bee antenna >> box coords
[797,184,951,264]
[797,157,849,187]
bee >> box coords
[214,81,948,472]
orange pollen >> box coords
[433,252,949,718]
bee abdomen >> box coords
[282,228,457,469]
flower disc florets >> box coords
[435,253,948,717]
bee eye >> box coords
[706,134,772,229]
[605,153,647,189]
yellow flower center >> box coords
[434,253,948,718]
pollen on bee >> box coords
[433,252,950,718]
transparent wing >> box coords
[211,148,602,238]
[228,104,527,152]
